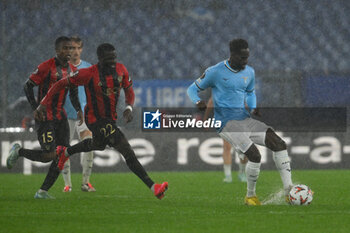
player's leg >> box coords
[243,144,262,204]
[57,121,108,171]
[219,120,261,205]
[249,119,293,201]
[7,122,57,169]
[111,128,154,188]
[35,119,70,199]
[78,122,95,192]
[110,126,168,199]
[236,150,248,182]
[34,158,60,199]
[264,128,293,198]
[222,139,233,183]
[62,119,75,192]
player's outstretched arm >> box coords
[40,68,90,108]
[34,78,70,121]
[40,78,70,107]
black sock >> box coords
[19,148,48,162]
[40,159,60,191]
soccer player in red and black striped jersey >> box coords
[6,36,82,199]
[37,43,168,199]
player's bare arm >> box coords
[123,85,135,123]
[203,98,214,120]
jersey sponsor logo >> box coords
[70,71,79,77]
[105,87,118,96]
[118,76,123,83]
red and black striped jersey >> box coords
[68,63,134,124]
[29,57,76,121]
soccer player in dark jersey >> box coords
[6,36,82,199]
[36,43,168,199]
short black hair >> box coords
[55,36,71,49]
[70,36,83,47]
[97,43,116,58]
[229,39,249,54]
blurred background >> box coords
[1,0,349,128]
[0,0,349,173]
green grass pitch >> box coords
[0,170,349,233]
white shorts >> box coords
[219,118,270,153]
[68,119,89,140]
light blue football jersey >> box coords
[64,60,91,119]
[187,60,256,131]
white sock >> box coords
[82,151,94,184]
[238,162,246,174]
[223,164,232,177]
[151,184,155,192]
[245,161,261,197]
[62,159,72,187]
[273,150,293,195]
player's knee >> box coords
[244,144,261,163]
[80,130,92,140]
[268,137,287,151]
[265,128,287,152]
[223,140,231,152]
[275,139,287,151]
[89,139,105,151]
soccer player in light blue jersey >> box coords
[187,39,293,205]
[62,36,96,192]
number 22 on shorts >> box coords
[100,123,116,138]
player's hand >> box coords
[251,108,261,117]
[123,109,133,123]
[34,104,46,121]
[77,110,84,126]
[196,101,207,111]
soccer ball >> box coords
[288,184,313,205]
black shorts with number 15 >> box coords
[36,119,70,152]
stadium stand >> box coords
[0,0,349,125]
